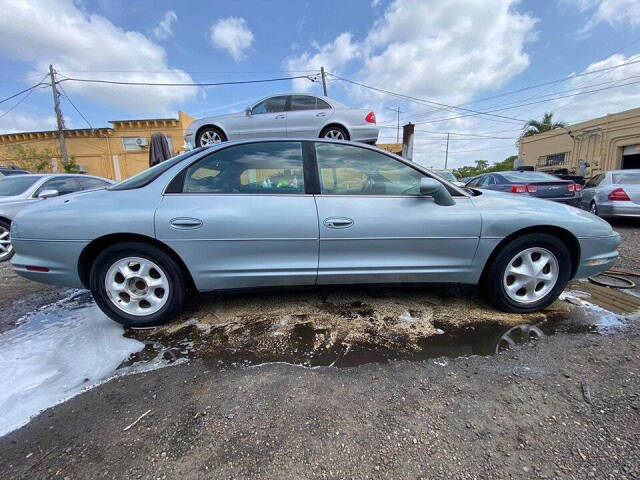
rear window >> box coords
[500,171,560,182]
[0,176,41,196]
[612,172,640,185]
[109,149,203,191]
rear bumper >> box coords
[573,233,620,279]
[11,238,87,288]
[543,196,581,207]
[598,202,640,218]
[349,125,379,144]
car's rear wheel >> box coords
[0,220,14,262]
[196,126,226,147]
[90,242,186,327]
[589,200,598,216]
[483,233,571,313]
[320,125,349,140]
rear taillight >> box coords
[511,185,536,193]
[568,183,575,192]
[365,111,376,124]
[574,183,582,192]
[608,188,631,201]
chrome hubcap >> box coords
[495,324,544,353]
[199,130,223,146]
[590,202,597,214]
[0,225,12,261]
[503,247,559,304]
[324,129,344,140]
[105,257,169,316]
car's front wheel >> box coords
[90,242,186,327]
[0,220,14,262]
[196,126,226,147]
[483,233,571,313]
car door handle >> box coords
[275,114,285,119]
[323,217,354,229]
[316,112,326,117]
[170,217,203,229]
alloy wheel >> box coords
[199,130,223,146]
[495,324,544,353]
[590,201,598,215]
[0,225,13,261]
[502,247,559,304]
[323,129,345,140]
[105,257,169,316]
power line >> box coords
[0,81,47,105]
[0,74,48,119]
[327,73,527,124]
[58,83,93,129]
[56,74,315,87]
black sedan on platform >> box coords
[465,171,582,206]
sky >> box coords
[1,0,640,170]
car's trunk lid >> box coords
[528,181,575,198]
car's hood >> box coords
[469,189,615,238]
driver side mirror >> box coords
[419,178,455,206]
[245,107,252,116]
[38,189,59,199]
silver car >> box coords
[0,174,113,261]
[11,140,619,327]
[184,94,379,148]
[581,169,640,218]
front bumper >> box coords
[11,238,87,288]
[573,233,620,279]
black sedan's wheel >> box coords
[0,220,14,262]
[90,242,186,327]
[320,125,349,140]
[589,201,599,216]
[483,233,571,313]
[196,126,226,147]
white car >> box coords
[184,94,379,148]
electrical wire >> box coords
[0,81,47,105]
[0,74,48,119]
[58,84,93,129]
[56,74,314,87]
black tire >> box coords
[0,219,14,262]
[590,201,599,216]
[89,242,186,327]
[320,125,349,141]
[482,233,571,313]
[196,126,227,147]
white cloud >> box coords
[571,0,640,32]
[152,10,178,41]
[284,32,361,91]
[0,110,57,134]
[283,0,535,167]
[0,0,197,114]
[210,17,254,62]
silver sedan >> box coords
[11,140,619,327]
[581,169,640,218]
[0,174,113,261]
[184,94,379,148]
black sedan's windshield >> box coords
[0,176,41,196]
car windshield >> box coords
[0,176,41,196]
[434,172,457,182]
[109,149,204,190]
[500,171,560,182]
[613,172,640,185]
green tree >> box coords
[62,155,80,173]
[5,145,58,172]
[522,112,567,137]
[452,155,518,179]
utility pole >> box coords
[320,66,328,97]
[444,132,450,169]
[387,106,402,143]
[49,64,68,163]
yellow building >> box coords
[519,106,640,176]
[0,111,194,180]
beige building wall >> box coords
[0,111,195,180]
[519,106,640,176]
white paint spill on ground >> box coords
[0,300,145,437]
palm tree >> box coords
[522,112,567,137]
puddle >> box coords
[1,284,635,437]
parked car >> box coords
[0,165,29,177]
[0,174,113,261]
[432,169,465,187]
[184,94,379,148]
[465,171,582,206]
[581,169,640,218]
[11,139,618,327]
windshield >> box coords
[613,172,640,185]
[500,171,560,182]
[0,176,41,196]
[435,172,457,182]
[109,149,204,191]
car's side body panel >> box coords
[155,194,319,291]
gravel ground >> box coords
[610,219,640,272]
